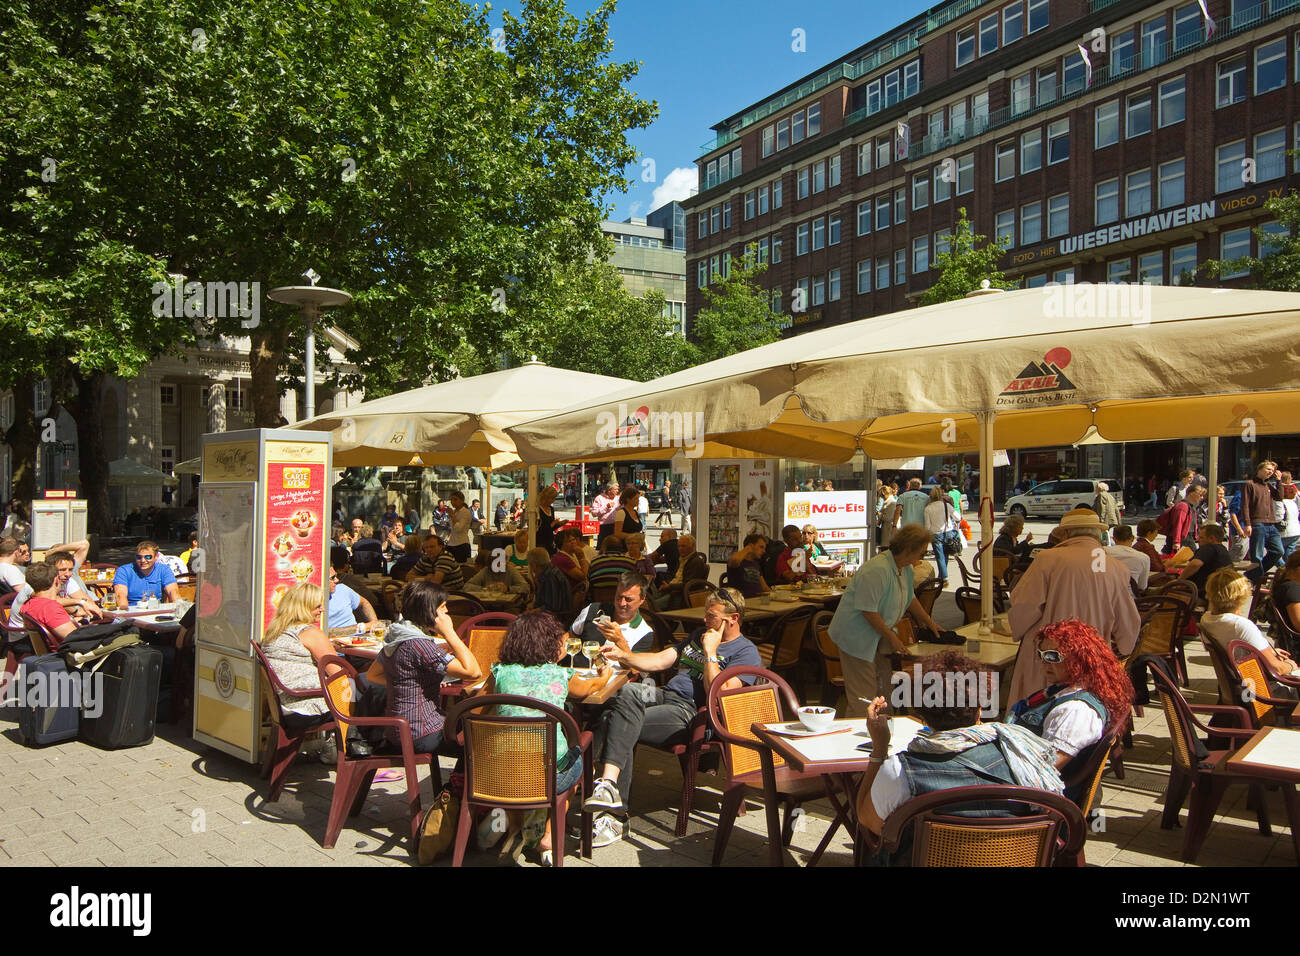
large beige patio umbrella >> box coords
[108,457,180,487]
[286,359,758,547]
[508,285,1300,624]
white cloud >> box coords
[649,167,698,212]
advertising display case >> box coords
[194,429,331,763]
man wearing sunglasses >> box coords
[582,587,762,848]
[113,540,180,608]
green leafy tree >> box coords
[0,0,655,530]
[1201,191,1300,289]
[510,258,697,381]
[918,208,1018,306]
[690,246,785,364]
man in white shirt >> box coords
[0,538,27,591]
[1103,525,1150,592]
[571,572,655,652]
[10,546,105,628]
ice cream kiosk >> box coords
[194,429,332,762]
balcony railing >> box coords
[842,78,925,128]
[900,0,1298,163]
[924,0,998,33]
[695,31,922,157]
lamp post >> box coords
[268,273,351,421]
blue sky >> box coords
[491,0,934,220]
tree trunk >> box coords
[250,322,290,428]
[6,381,37,503]
[69,370,113,537]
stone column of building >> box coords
[207,378,227,434]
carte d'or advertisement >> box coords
[260,453,327,633]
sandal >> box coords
[373,769,404,783]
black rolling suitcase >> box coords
[15,654,82,746]
[79,644,163,749]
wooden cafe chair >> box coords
[868,785,1086,867]
[706,665,847,866]
[810,609,844,708]
[684,579,715,608]
[444,594,486,632]
[1227,639,1300,729]
[1134,595,1189,686]
[912,578,944,617]
[1145,661,1272,864]
[1266,596,1300,658]
[316,654,438,853]
[752,604,817,691]
[439,616,513,706]
[1060,724,1123,867]
[253,641,335,802]
[444,693,594,867]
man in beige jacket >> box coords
[1006,509,1141,704]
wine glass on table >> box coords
[582,640,603,673]
[565,635,582,667]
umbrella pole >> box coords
[865,456,877,559]
[485,468,492,534]
[977,411,996,634]
[527,465,538,551]
[1208,436,1219,515]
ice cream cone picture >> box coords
[271,532,295,570]
[291,557,315,583]
[270,584,290,608]
[289,508,317,539]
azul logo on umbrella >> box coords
[997,348,1077,406]
[595,403,706,457]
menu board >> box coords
[196,482,256,652]
[707,464,740,563]
[261,459,327,633]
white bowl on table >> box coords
[796,705,836,733]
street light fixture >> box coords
[267,273,351,420]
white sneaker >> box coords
[590,814,625,848]
[583,777,624,814]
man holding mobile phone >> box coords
[570,571,654,654]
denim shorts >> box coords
[556,747,583,794]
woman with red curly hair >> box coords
[1008,618,1133,789]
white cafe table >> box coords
[1225,724,1300,864]
[749,716,924,867]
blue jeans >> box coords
[1250,523,1285,582]
[1285,536,1299,559]
[932,533,950,582]
[556,750,583,795]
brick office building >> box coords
[686,0,1300,337]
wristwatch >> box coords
[706,656,722,664]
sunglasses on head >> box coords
[713,588,740,613]
[1037,648,1063,663]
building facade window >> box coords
[858,200,872,235]
[1220,227,1251,277]
[1158,158,1185,208]
[1021,201,1042,244]
[1126,169,1152,217]
[797,222,810,255]
[829,214,841,245]
[829,155,841,187]
[1047,119,1069,164]
[1158,76,1186,126]
[1138,251,1164,284]
[1095,100,1119,148]
[1217,56,1247,106]
[1216,139,1246,193]
[996,140,1015,181]
[1126,93,1152,138]
[956,153,974,194]
[912,235,930,273]
[1256,127,1287,181]
[798,167,810,199]
[758,185,770,215]
[1095,178,1119,225]
[979,13,999,56]
[996,208,1015,245]
[912,172,930,209]
[894,248,906,285]
[812,217,825,251]
[1047,193,1069,238]
[1256,38,1287,94]
[1170,243,1198,283]
[828,268,841,301]
[1003,1,1024,44]
[857,258,871,294]
[1108,258,1132,283]
[956,26,975,67]
[812,160,826,193]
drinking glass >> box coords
[582,640,602,671]
[565,636,582,666]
